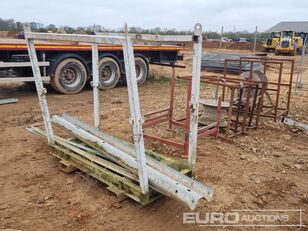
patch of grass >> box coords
[146,69,170,84]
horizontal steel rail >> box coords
[0,61,49,68]
[95,31,194,42]
[25,32,126,45]
[0,77,50,83]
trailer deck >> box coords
[0,38,185,52]
[0,38,185,94]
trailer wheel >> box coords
[52,58,87,94]
[98,57,120,90]
[135,57,148,86]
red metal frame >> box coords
[180,75,266,140]
[143,67,222,157]
[223,56,294,122]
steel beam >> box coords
[0,62,49,68]
[51,115,211,210]
[188,24,202,167]
[60,113,214,201]
[23,23,54,145]
[283,117,308,132]
[92,43,100,129]
[0,77,50,83]
[24,32,125,45]
[122,27,149,194]
[95,31,193,42]
[0,98,18,105]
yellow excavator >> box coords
[262,32,281,52]
[275,31,304,56]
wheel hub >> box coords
[63,68,77,84]
[60,64,82,89]
[101,66,112,80]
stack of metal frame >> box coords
[201,52,263,73]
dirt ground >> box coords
[202,41,263,51]
[0,48,307,231]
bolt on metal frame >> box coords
[23,23,150,193]
[140,24,204,167]
[23,23,204,193]
[98,24,204,167]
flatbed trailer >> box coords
[0,38,184,94]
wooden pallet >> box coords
[50,142,191,206]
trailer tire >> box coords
[135,57,148,86]
[98,57,120,90]
[51,58,87,94]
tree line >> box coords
[0,18,268,40]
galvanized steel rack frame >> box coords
[23,23,211,209]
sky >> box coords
[1,0,308,32]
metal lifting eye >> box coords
[194,23,202,30]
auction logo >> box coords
[183,209,304,227]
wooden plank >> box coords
[50,142,190,206]
[55,138,139,181]
[106,185,128,202]
[51,144,144,202]
[59,160,77,173]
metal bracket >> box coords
[90,81,101,88]
[133,133,143,143]
[39,88,47,96]
[129,117,144,125]
[193,35,199,43]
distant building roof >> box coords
[265,21,308,33]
